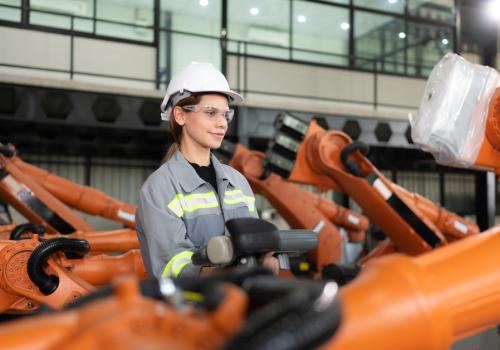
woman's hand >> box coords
[260,251,280,275]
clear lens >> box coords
[182,105,234,123]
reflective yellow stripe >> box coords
[167,192,219,217]
[162,251,193,278]
[183,291,204,303]
[225,189,243,196]
[173,260,192,277]
[183,192,216,201]
[223,194,256,212]
[167,197,184,217]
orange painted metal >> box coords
[474,87,500,174]
[357,239,395,264]
[0,223,16,237]
[0,237,95,313]
[287,120,477,256]
[71,229,139,252]
[0,275,247,350]
[13,157,136,228]
[0,153,92,234]
[0,235,146,313]
[228,144,368,270]
[323,225,500,350]
[0,228,139,253]
[393,185,479,241]
[2,228,500,349]
[67,249,147,285]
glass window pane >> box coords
[228,0,290,59]
[96,0,153,41]
[160,0,221,37]
[96,21,153,42]
[0,0,20,22]
[355,11,405,73]
[161,32,221,83]
[30,0,94,18]
[407,22,453,77]
[29,0,94,29]
[322,0,350,4]
[30,11,72,30]
[408,0,455,24]
[0,0,20,5]
[292,1,349,66]
[74,18,93,33]
[354,0,404,14]
[227,40,290,60]
[97,0,153,24]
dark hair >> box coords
[161,95,202,164]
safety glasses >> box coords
[181,105,235,123]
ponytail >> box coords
[161,143,179,164]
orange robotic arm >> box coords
[2,226,500,350]
[265,113,477,256]
[66,249,146,285]
[4,224,139,253]
[393,184,479,241]
[0,275,247,350]
[0,235,146,314]
[218,142,369,270]
[0,147,92,234]
[12,155,136,229]
[0,236,95,313]
[325,225,500,350]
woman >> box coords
[136,62,278,278]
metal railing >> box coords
[0,2,445,110]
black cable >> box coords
[340,141,370,177]
[10,223,45,240]
[27,237,90,295]
[225,278,342,350]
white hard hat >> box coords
[160,62,243,121]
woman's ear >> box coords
[172,106,186,126]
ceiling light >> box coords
[297,15,307,23]
[199,0,208,7]
[340,22,350,30]
[388,0,398,3]
[441,38,449,45]
[398,32,406,39]
[250,7,259,15]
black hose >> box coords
[10,223,45,240]
[27,237,90,295]
[340,141,370,177]
[0,146,14,158]
[225,278,342,350]
[322,263,361,286]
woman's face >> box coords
[176,94,230,150]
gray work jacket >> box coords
[136,149,258,279]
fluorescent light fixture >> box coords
[388,0,398,3]
[486,0,500,20]
[250,7,260,15]
[398,32,406,39]
[340,22,350,30]
[297,15,307,23]
[441,38,449,45]
[199,0,208,7]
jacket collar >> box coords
[170,149,232,193]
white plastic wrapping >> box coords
[411,53,500,168]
